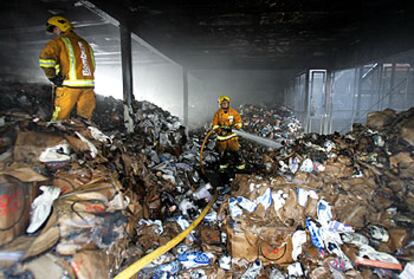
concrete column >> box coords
[182,67,189,134]
[120,24,134,133]
[355,67,363,119]
[377,63,383,110]
[350,67,360,128]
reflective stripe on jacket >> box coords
[212,107,242,140]
[216,133,238,141]
[39,31,95,88]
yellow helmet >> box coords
[218,95,231,105]
[46,16,72,33]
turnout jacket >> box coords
[212,107,242,141]
[39,31,95,88]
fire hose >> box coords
[199,129,215,175]
[114,128,282,278]
[114,130,217,279]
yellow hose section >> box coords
[199,129,214,175]
[114,130,216,279]
[114,193,218,279]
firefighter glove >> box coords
[222,126,232,133]
[49,75,64,87]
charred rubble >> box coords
[0,82,413,278]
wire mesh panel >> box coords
[295,73,307,124]
[354,63,413,127]
[284,73,307,125]
[387,64,412,110]
[330,69,357,133]
[284,49,414,134]
[306,70,327,134]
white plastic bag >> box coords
[27,186,61,233]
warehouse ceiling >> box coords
[0,0,413,72]
[88,0,414,70]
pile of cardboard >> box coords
[223,108,414,278]
[0,82,199,278]
[0,82,413,278]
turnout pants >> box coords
[216,137,240,153]
[216,137,244,168]
[52,87,96,120]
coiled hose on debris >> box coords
[114,130,217,279]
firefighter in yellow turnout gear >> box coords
[39,16,96,121]
[212,96,246,171]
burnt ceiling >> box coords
[90,0,414,70]
[0,0,413,72]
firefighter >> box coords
[39,16,96,121]
[212,96,246,171]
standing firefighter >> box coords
[39,16,96,121]
[212,96,245,171]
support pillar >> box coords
[377,63,383,110]
[355,66,363,119]
[388,63,396,107]
[120,24,134,133]
[350,67,359,128]
[182,67,189,135]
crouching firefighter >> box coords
[212,96,246,171]
[39,16,96,121]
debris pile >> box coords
[0,82,413,279]
[224,107,414,278]
[0,82,203,278]
[239,104,303,145]
[237,104,303,171]
[0,115,147,278]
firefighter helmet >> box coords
[218,95,231,105]
[46,16,72,33]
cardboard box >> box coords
[0,168,47,245]
[0,175,37,245]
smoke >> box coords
[94,63,295,129]
[0,3,295,129]
[187,69,295,128]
